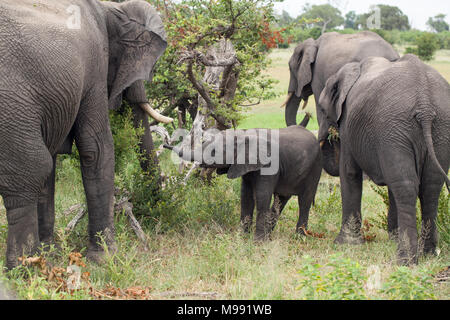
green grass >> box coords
[0,47,449,300]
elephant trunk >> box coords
[284,94,302,126]
[320,139,340,176]
[140,103,173,124]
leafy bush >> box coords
[381,266,436,299]
[436,31,450,49]
[146,173,240,233]
[297,254,368,300]
[109,107,162,217]
[436,189,449,248]
[415,32,439,61]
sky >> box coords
[273,0,450,31]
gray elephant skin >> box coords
[165,122,322,240]
[283,31,399,176]
[0,0,168,269]
[318,54,450,265]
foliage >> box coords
[344,10,357,30]
[297,254,368,300]
[415,32,440,61]
[143,172,240,233]
[109,107,162,216]
[436,31,450,49]
[370,29,398,45]
[427,14,449,33]
[145,0,282,128]
[381,266,436,300]
[436,189,449,248]
[299,3,344,33]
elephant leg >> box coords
[240,176,255,233]
[296,162,321,234]
[335,151,364,244]
[1,142,54,270]
[74,110,116,263]
[389,180,419,265]
[419,182,443,256]
[254,177,276,241]
[37,155,57,248]
[270,194,290,232]
[5,204,39,270]
[387,188,399,240]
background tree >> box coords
[278,10,294,27]
[299,3,344,34]
[344,10,358,29]
[427,14,449,33]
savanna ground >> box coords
[0,46,448,300]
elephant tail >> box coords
[416,111,450,192]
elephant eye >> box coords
[332,83,338,93]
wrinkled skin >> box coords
[166,121,322,240]
[284,31,399,176]
[0,0,167,269]
[318,55,450,265]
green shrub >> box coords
[109,106,162,217]
[404,46,418,55]
[381,266,436,300]
[415,32,439,61]
[436,189,449,248]
[297,254,368,300]
[145,173,240,233]
[436,31,450,49]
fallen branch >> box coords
[115,198,149,251]
[65,206,87,233]
[64,190,149,250]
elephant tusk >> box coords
[140,103,174,124]
[320,140,325,148]
[280,92,294,108]
[302,98,309,110]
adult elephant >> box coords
[0,0,170,269]
[318,55,450,265]
[283,31,399,176]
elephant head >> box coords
[165,130,274,179]
[103,0,172,123]
[317,62,361,176]
[284,38,318,126]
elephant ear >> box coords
[105,0,167,109]
[288,38,318,98]
[320,62,361,124]
[226,135,269,179]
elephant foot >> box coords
[422,244,438,257]
[86,240,117,265]
[6,204,40,270]
[396,252,418,266]
[334,230,365,245]
[296,226,308,236]
[388,229,399,241]
[254,231,271,242]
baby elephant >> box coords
[165,123,322,240]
